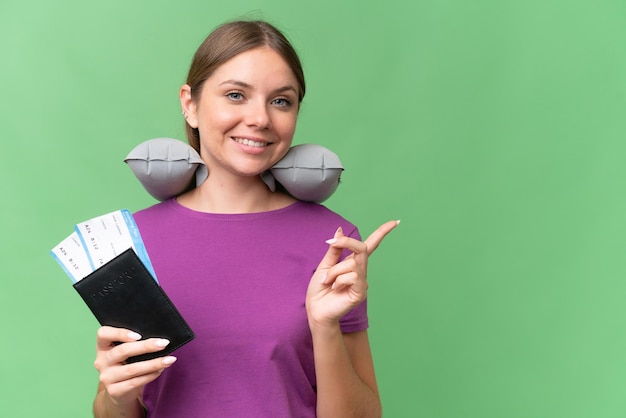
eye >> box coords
[226,91,245,101]
[271,97,293,108]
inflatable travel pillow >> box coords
[125,138,344,203]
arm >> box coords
[93,384,145,418]
[310,326,381,418]
[92,326,177,418]
[306,220,399,418]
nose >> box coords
[245,102,272,130]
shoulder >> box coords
[288,201,360,239]
[133,198,181,216]
[132,199,178,227]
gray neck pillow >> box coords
[124,138,343,203]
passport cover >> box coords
[73,248,195,363]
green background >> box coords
[2,0,625,416]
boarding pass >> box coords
[51,209,157,283]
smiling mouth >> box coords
[233,137,270,148]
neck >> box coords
[177,173,295,214]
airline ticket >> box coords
[51,209,157,283]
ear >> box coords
[180,84,199,128]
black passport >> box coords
[73,248,195,363]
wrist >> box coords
[94,389,144,418]
[308,317,341,337]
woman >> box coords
[93,19,398,418]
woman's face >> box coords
[182,47,300,179]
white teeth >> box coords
[234,137,268,148]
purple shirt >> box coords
[134,199,367,417]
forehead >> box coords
[208,47,298,89]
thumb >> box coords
[316,226,345,270]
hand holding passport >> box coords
[51,210,194,363]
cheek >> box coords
[275,113,298,140]
[198,107,239,134]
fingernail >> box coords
[128,331,142,341]
[321,273,328,284]
[162,356,177,365]
[396,220,401,225]
[155,339,170,348]
[326,226,343,244]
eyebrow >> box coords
[219,80,298,95]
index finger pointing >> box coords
[363,220,400,256]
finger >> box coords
[331,272,364,291]
[317,226,346,270]
[324,257,358,285]
[106,370,163,399]
[363,220,400,256]
[101,370,162,399]
[108,338,172,365]
[96,326,142,350]
[100,356,177,389]
[326,235,368,255]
